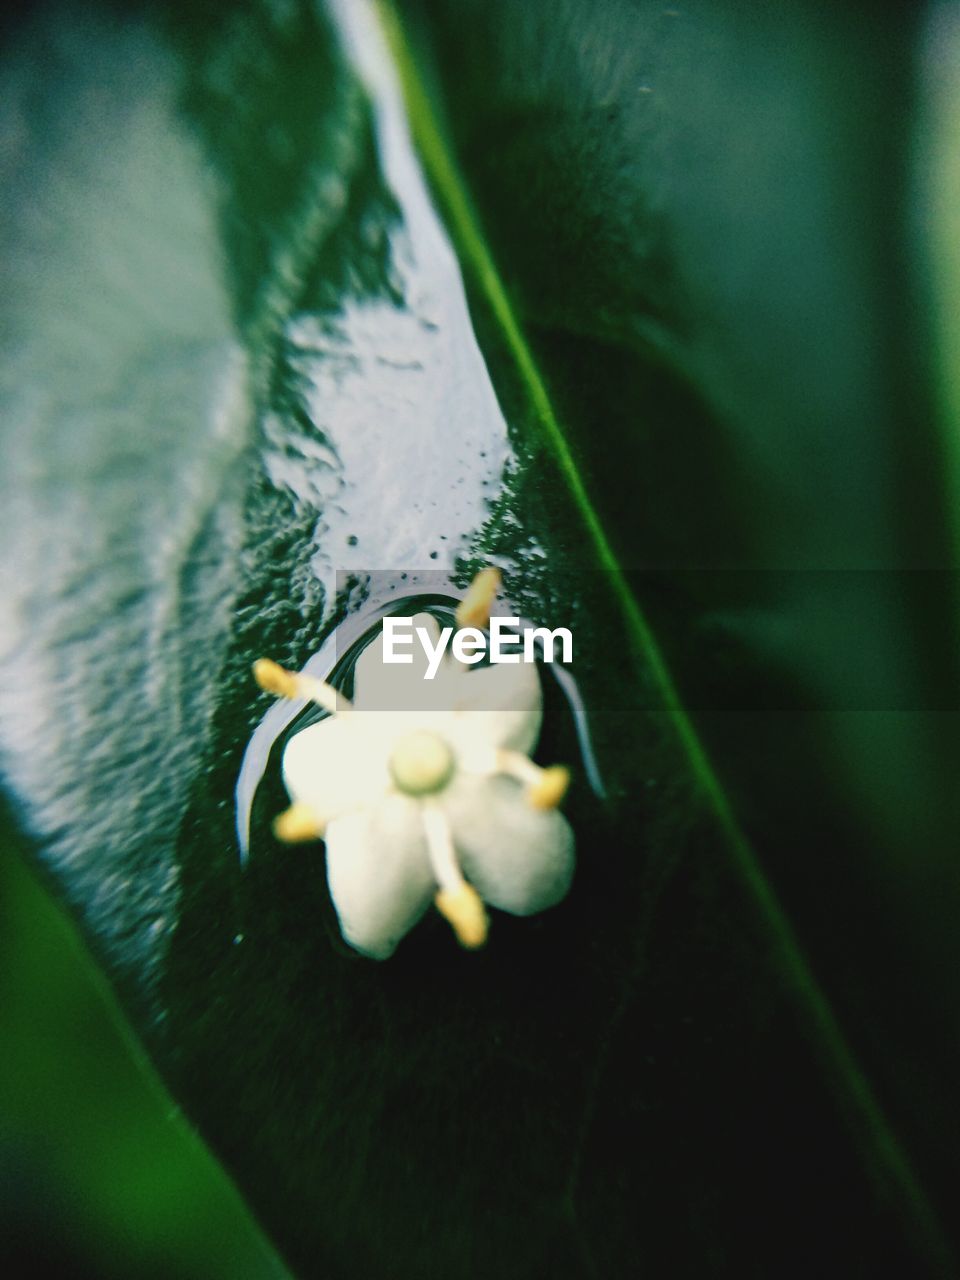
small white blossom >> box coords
[253,571,575,959]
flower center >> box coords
[389,730,455,796]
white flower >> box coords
[253,570,575,959]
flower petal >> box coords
[281,715,389,824]
[353,611,450,711]
[353,612,541,747]
[350,608,544,778]
[324,795,435,959]
[445,659,542,759]
[441,774,575,916]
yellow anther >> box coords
[254,658,347,714]
[456,566,502,630]
[435,883,489,949]
[253,658,300,699]
[527,765,571,811]
[273,803,325,843]
[495,750,571,810]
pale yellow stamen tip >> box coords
[273,803,325,843]
[527,765,570,810]
[253,658,299,699]
[495,750,571,809]
[435,883,489,949]
[254,659,347,714]
[456,566,502,629]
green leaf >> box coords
[379,7,956,1266]
[2,1,958,1277]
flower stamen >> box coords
[496,750,571,810]
[422,801,488,948]
[273,802,325,843]
[253,658,351,715]
[455,566,501,630]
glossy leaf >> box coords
[1,1,958,1277]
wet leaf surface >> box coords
[1,1,958,1276]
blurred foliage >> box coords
[1,0,960,1278]
[0,820,287,1278]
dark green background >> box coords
[2,0,960,1276]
